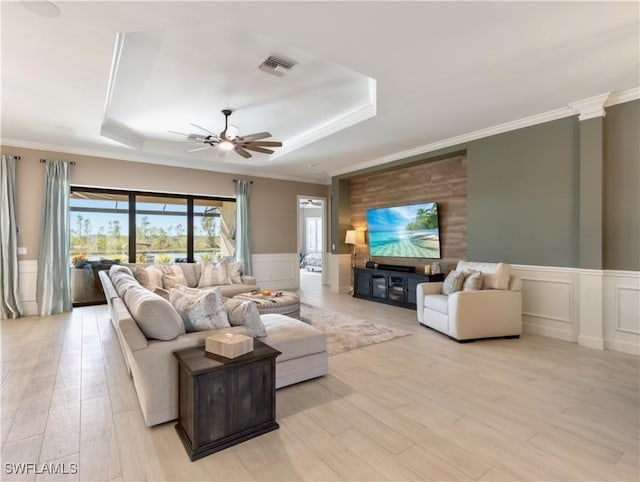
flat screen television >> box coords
[366,202,441,259]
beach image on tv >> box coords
[366,202,440,258]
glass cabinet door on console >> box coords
[371,273,387,299]
[388,274,406,303]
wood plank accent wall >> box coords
[350,155,467,272]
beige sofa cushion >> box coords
[111,270,140,298]
[457,261,511,290]
[133,265,164,291]
[170,285,230,332]
[227,261,243,284]
[160,264,188,289]
[109,264,134,277]
[424,294,449,314]
[177,263,199,288]
[124,285,185,340]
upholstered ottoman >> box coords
[259,314,328,388]
[234,291,300,319]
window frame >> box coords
[70,186,235,263]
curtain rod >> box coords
[40,159,76,166]
[233,179,253,184]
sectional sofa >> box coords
[99,264,328,426]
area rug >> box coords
[299,303,411,355]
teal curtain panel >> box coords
[234,180,253,276]
[0,155,24,319]
[37,160,72,316]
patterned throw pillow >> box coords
[227,261,243,284]
[223,297,267,337]
[462,270,483,291]
[169,285,230,333]
[133,265,163,291]
[160,264,188,289]
[198,260,230,287]
[442,270,465,295]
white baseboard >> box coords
[523,320,577,342]
[578,334,605,351]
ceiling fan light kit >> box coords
[171,109,282,159]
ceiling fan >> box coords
[170,109,282,159]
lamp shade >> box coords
[345,229,366,245]
[345,230,357,245]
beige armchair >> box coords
[416,261,522,341]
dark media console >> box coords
[353,267,445,309]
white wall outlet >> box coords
[17,247,27,255]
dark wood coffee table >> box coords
[173,339,281,461]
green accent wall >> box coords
[604,100,640,270]
[332,99,639,271]
[465,117,580,267]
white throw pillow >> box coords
[111,271,140,298]
[223,297,267,337]
[170,285,230,333]
[109,264,133,277]
[198,260,230,287]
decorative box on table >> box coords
[205,332,253,359]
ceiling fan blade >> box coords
[190,123,217,136]
[234,146,252,159]
[188,145,214,152]
[242,145,274,155]
[242,140,283,147]
[168,130,191,136]
[238,132,271,142]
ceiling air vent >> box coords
[259,55,296,77]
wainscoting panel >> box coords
[18,259,38,316]
[327,253,352,293]
[512,265,579,342]
[604,270,640,355]
[252,253,300,290]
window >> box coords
[306,217,322,253]
[70,192,130,263]
[69,187,235,265]
[136,196,188,263]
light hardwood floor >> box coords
[2,273,638,481]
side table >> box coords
[173,339,281,461]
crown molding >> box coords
[569,92,610,121]
[605,87,640,107]
[0,138,327,185]
[329,105,575,177]
[269,78,377,161]
[330,86,639,178]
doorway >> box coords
[297,196,326,292]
